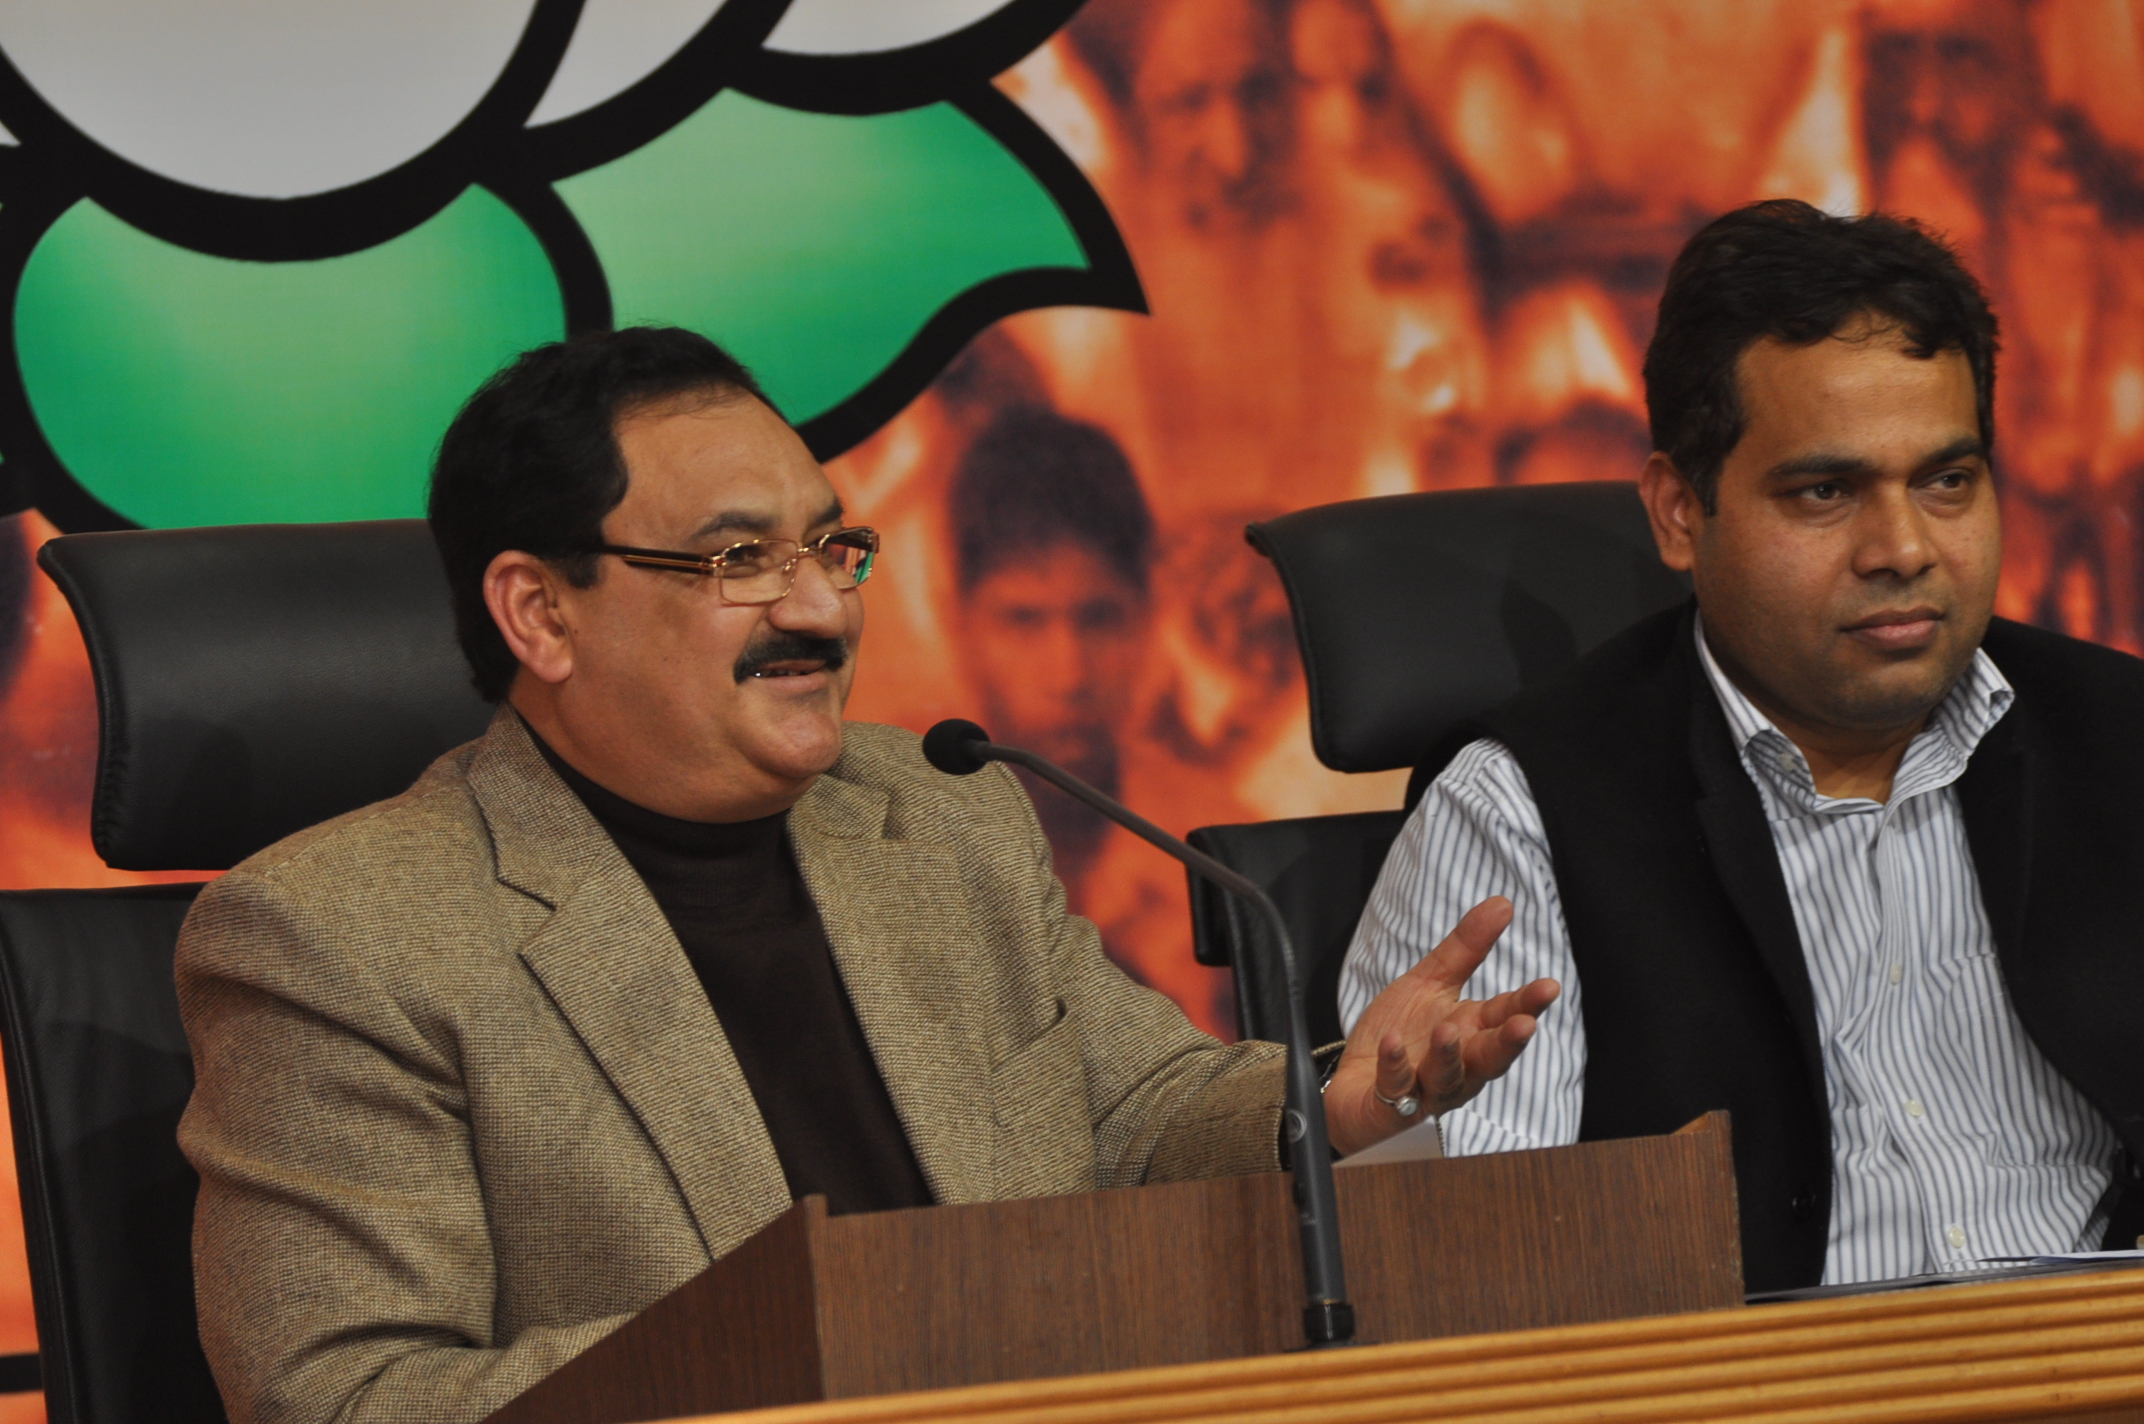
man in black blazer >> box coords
[1340,199,2143,1292]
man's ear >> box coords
[1638,452,1703,574]
[484,551,576,686]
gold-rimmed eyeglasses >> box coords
[589,526,878,606]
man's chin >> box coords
[739,711,847,783]
[1843,621,1972,703]
[1821,660,1966,732]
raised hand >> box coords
[1323,897,1560,1157]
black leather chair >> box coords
[0,520,492,1424]
[1189,482,1690,1044]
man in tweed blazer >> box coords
[177,328,1557,1424]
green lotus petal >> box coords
[16,189,563,527]
[558,92,1084,424]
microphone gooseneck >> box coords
[921,719,1355,1349]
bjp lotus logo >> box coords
[0,0,1138,531]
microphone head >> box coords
[922,718,993,776]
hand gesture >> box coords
[1323,897,1559,1157]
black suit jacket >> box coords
[1423,603,2144,1290]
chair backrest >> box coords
[0,886,222,1424]
[1246,481,1689,775]
[1187,813,1405,1045]
[1196,484,1690,1041]
[36,519,495,872]
[5,519,495,1423]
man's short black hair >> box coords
[429,326,774,702]
[1643,199,1999,511]
[949,406,1155,596]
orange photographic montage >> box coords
[7,3,2144,1033]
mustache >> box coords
[733,631,850,683]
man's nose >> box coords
[1036,625,1100,698]
[1200,106,1251,185]
[765,555,850,633]
[1854,486,1938,581]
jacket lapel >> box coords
[789,771,993,1206]
[468,712,792,1261]
[1684,660,1830,1107]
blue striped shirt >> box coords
[1338,619,2121,1284]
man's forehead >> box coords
[1712,329,1979,486]
[690,494,844,542]
[1736,329,1975,421]
[615,393,797,465]
[1140,0,1274,93]
[613,397,834,530]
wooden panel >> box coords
[1335,1111,1743,1342]
[486,1120,1741,1421]
[487,1199,829,1424]
[809,1171,1300,1397]
[807,1116,1736,1398]
[692,1266,2144,1424]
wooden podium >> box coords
[678,1265,2144,1424]
[487,1115,1740,1424]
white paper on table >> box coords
[1333,1115,1444,1168]
[1981,1249,2144,1266]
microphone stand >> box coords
[925,721,1354,1349]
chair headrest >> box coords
[1248,482,1691,774]
[37,520,496,871]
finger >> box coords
[1416,1019,1466,1107]
[1375,1031,1416,1104]
[1407,896,1514,992]
[1520,977,1562,1014]
[1458,1013,1540,1085]
[1466,977,1563,1030]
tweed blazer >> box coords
[176,711,1286,1424]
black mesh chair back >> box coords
[1250,481,1688,775]
[0,888,217,1424]
[1194,483,1689,1042]
[0,519,492,1424]
[36,520,495,871]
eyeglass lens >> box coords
[718,531,875,604]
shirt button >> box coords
[1888,963,1904,985]
[1906,1099,1926,1118]
[1948,1225,1967,1249]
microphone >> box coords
[923,719,1354,1349]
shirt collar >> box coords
[1692,610,2014,775]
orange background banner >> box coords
[6,2,2143,1416]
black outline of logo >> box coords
[0,0,1142,531]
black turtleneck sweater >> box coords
[534,735,933,1216]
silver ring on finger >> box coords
[1374,1082,1422,1119]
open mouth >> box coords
[748,660,828,679]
